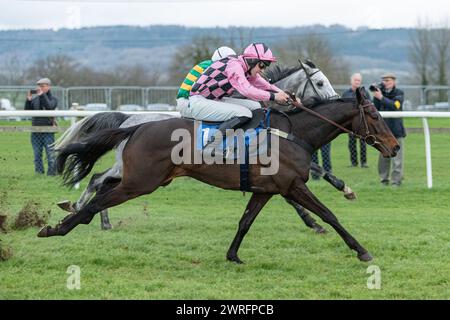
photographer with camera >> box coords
[371,73,405,187]
[24,78,58,176]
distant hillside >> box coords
[0,25,415,83]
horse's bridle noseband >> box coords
[357,102,378,146]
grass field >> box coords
[0,119,449,299]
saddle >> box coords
[184,109,269,192]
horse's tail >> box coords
[57,125,142,186]
[52,112,130,151]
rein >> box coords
[290,99,360,137]
[288,98,378,146]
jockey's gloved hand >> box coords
[284,91,301,107]
[284,91,295,100]
[275,91,291,105]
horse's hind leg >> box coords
[70,167,120,229]
[287,178,372,262]
[57,169,111,214]
[38,181,155,237]
[94,175,123,230]
[73,175,122,226]
[227,193,272,264]
[284,198,327,234]
[73,166,121,212]
[38,154,173,238]
[72,172,103,212]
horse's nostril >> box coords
[394,145,401,153]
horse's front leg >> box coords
[310,162,357,200]
[287,177,372,262]
[284,198,327,234]
[227,193,272,264]
[100,210,112,230]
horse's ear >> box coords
[355,87,365,105]
[298,59,307,71]
[360,86,370,100]
[305,59,317,69]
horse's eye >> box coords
[317,80,324,87]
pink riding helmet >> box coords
[242,43,277,62]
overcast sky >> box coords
[0,0,448,30]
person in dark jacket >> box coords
[342,73,368,168]
[24,78,58,175]
[372,73,406,186]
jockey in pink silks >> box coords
[188,42,291,156]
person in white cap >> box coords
[24,78,58,175]
[176,46,236,118]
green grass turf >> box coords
[0,126,449,299]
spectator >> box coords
[342,73,368,168]
[311,143,332,180]
[24,78,58,176]
[372,73,406,186]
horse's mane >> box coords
[263,64,302,84]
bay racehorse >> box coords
[39,88,399,263]
[54,60,354,233]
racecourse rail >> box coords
[1,110,450,189]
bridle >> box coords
[298,62,340,100]
[299,68,322,99]
[264,60,379,147]
[288,97,379,146]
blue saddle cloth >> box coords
[195,122,268,160]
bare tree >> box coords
[27,54,79,87]
[0,53,28,106]
[228,27,254,53]
[431,21,450,89]
[0,53,27,85]
[168,35,225,85]
[409,19,432,86]
[276,33,350,84]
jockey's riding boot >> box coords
[203,116,251,157]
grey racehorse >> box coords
[55,59,355,231]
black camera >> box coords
[30,89,38,94]
[369,83,384,92]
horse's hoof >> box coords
[227,255,245,264]
[358,252,373,262]
[57,200,73,212]
[101,223,113,230]
[344,192,357,201]
[37,225,52,238]
[313,225,327,234]
[343,186,357,201]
